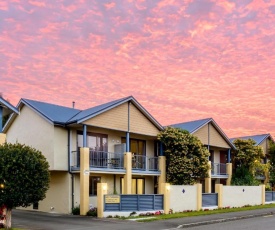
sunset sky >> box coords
[1,0,275,138]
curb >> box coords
[177,211,274,228]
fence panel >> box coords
[104,194,163,211]
[202,193,218,207]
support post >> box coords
[261,184,265,205]
[196,183,202,211]
[226,163,232,185]
[123,152,132,194]
[0,133,6,145]
[158,156,166,194]
[205,161,212,193]
[80,147,89,215]
[160,183,170,214]
[97,183,107,218]
[215,184,223,208]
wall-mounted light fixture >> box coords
[166,184,170,191]
[103,184,107,191]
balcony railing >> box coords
[132,155,159,171]
[211,163,227,175]
[71,150,159,171]
[71,150,124,169]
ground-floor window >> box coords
[89,176,101,196]
[120,177,145,194]
[33,202,38,210]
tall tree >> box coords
[0,143,50,229]
[158,127,210,185]
[231,139,264,185]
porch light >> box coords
[166,184,170,191]
[103,185,107,191]
[0,183,4,189]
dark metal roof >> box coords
[0,97,19,116]
[13,96,163,130]
[168,118,235,149]
[169,118,212,133]
[21,99,81,124]
[230,134,273,146]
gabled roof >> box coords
[4,96,163,131]
[169,118,235,149]
[230,134,274,146]
[0,97,19,116]
[169,118,212,133]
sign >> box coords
[105,195,120,203]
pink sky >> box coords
[1,0,275,138]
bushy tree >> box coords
[0,143,50,229]
[158,127,210,185]
[231,139,264,185]
[268,140,275,188]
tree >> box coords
[268,140,275,188]
[157,127,210,185]
[0,143,50,229]
[231,139,264,185]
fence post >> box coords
[215,184,223,208]
[0,133,6,145]
[97,183,107,218]
[196,183,202,211]
[161,183,170,214]
[226,163,232,185]
[205,161,212,193]
[261,184,265,205]
[80,147,90,215]
[123,152,132,194]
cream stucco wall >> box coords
[223,186,262,207]
[193,125,208,145]
[170,185,198,212]
[6,106,55,169]
[54,127,69,170]
[259,139,269,156]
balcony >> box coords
[70,149,159,173]
[211,163,227,178]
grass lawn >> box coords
[125,203,275,222]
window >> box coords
[89,176,101,196]
[77,132,108,152]
[120,177,145,194]
[33,202,39,210]
[121,138,146,155]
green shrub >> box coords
[86,207,97,216]
[72,206,80,215]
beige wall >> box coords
[6,106,55,169]
[259,139,269,156]
[193,123,230,149]
[223,186,262,207]
[170,185,198,212]
[54,127,69,170]
[83,102,160,137]
[17,171,71,214]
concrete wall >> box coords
[170,185,198,212]
[222,186,262,207]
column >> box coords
[158,156,166,194]
[160,183,170,214]
[226,163,232,185]
[80,147,89,215]
[123,152,132,194]
[205,161,212,193]
[215,184,223,208]
[0,133,6,145]
[196,183,202,211]
[97,183,107,218]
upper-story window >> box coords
[121,137,146,156]
[77,132,108,152]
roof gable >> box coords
[169,118,235,149]
[0,97,19,116]
[230,134,273,146]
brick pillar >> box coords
[123,152,132,194]
[97,183,107,218]
[226,163,232,185]
[158,156,166,194]
[80,147,89,215]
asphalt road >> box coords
[12,207,275,230]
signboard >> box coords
[105,195,120,203]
